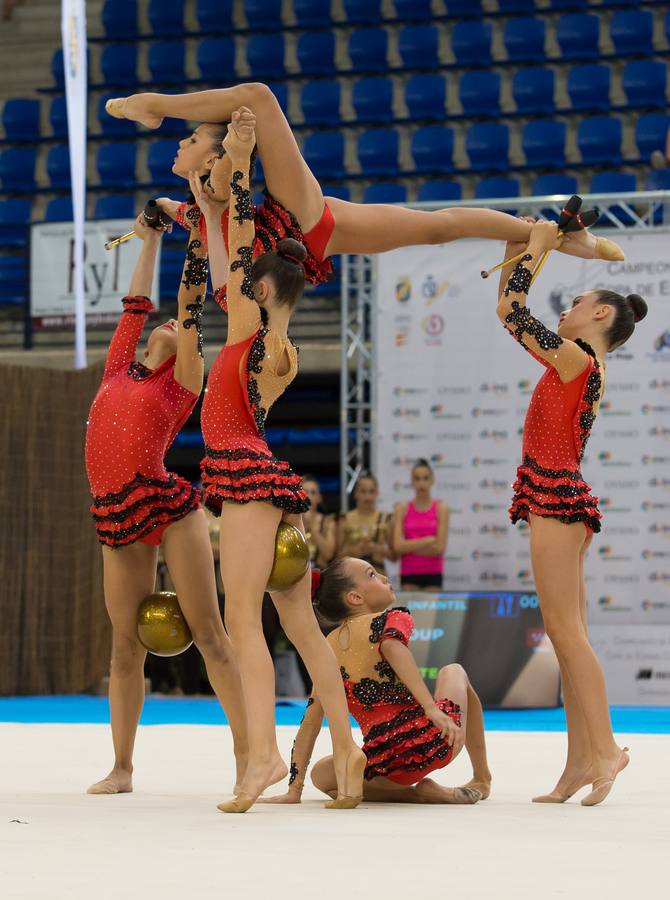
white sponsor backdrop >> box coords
[30,220,160,325]
[375,231,670,704]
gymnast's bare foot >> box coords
[415,778,481,804]
[105,94,163,130]
[459,774,492,800]
[87,767,133,795]
[217,754,288,813]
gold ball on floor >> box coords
[267,523,310,592]
[137,591,193,657]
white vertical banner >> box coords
[61,0,88,368]
[375,231,670,704]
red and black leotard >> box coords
[287,608,461,789]
[199,169,309,516]
[501,291,603,533]
[85,296,200,547]
[175,191,334,288]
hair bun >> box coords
[626,294,648,324]
[277,237,307,265]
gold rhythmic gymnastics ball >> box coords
[137,591,193,657]
[267,523,310,592]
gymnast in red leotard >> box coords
[106,88,624,267]
[262,556,491,807]
[85,214,247,797]
[192,114,366,814]
[497,220,647,809]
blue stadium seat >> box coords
[504,18,546,63]
[474,177,520,200]
[52,49,64,89]
[636,114,670,160]
[301,81,341,126]
[405,75,446,121]
[148,41,186,84]
[101,44,138,87]
[46,145,70,189]
[549,0,586,7]
[459,71,500,117]
[98,94,137,136]
[148,141,183,185]
[148,0,183,36]
[303,131,345,179]
[246,34,285,79]
[97,143,137,188]
[499,0,535,11]
[50,96,67,138]
[417,180,462,202]
[465,123,509,171]
[94,195,136,220]
[245,0,283,28]
[0,147,36,190]
[567,64,610,111]
[398,25,440,69]
[622,61,667,109]
[159,246,184,299]
[522,119,566,167]
[343,0,381,24]
[532,174,578,196]
[578,117,622,165]
[556,14,600,61]
[297,31,335,76]
[0,199,32,247]
[268,82,289,116]
[102,0,137,39]
[512,68,555,114]
[197,0,233,32]
[197,38,237,82]
[349,29,388,73]
[590,172,636,193]
[393,0,432,20]
[352,78,394,123]
[452,21,492,66]
[610,10,653,56]
[411,126,454,173]
[358,129,399,176]
[0,255,26,305]
[646,169,670,191]
[44,197,73,221]
[293,0,332,27]
[322,183,351,201]
[2,99,40,141]
[445,0,483,14]
[363,184,407,203]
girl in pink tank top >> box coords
[393,459,449,590]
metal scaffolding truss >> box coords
[340,190,670,507]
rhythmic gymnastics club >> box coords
[104,200,173,250]
[530,199,600,286]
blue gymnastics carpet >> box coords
[0,696,669,733]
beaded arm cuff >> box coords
[180,238,208,358]
[504,301,563,351]
[503,255,533,296]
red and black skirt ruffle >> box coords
[510,454,602,533]
[90,472,200,548]
[361,699,461,786]
[201,445,310,516]
[256,191,333,286]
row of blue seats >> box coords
[53,11,667,89]
[5,60,666,144]
[1,115,667,192]
[98,0,657,41]
[2,168,667,249]
[171,428,341,449]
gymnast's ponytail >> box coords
[311,559,354,629]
